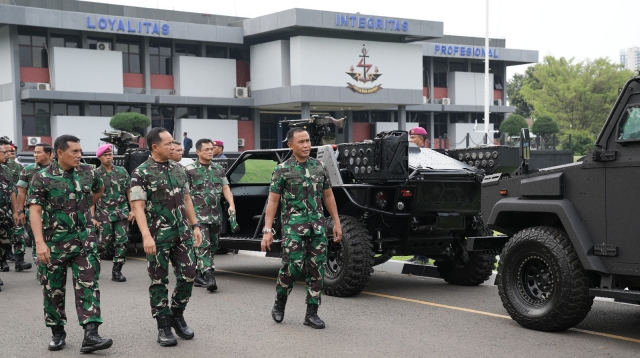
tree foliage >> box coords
[531,114,559,135]
[521,56,633,135]
[506,67,537,118]
[559,130,595,156]
[499,114,529,136]
[110,113,151,135]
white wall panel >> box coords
[50,47,123,93]
[174,118,238,152]
[50,116,114,150]
[290,36,422,90]
[174,56,236,98]
[447,72,493,106]
[250,40,291,91]
[0,26,12,85]
[0,100,15,141]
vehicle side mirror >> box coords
[520,128,531,160]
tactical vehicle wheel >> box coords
[323,216,374,297]
[435,226,497,286]
[373,252,394,266]
[497,226,594,331]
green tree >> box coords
[521,56,633,134]
[531,114,559,135]
[499,114,529,136]
[110,113,151,135]
[559,130,595,156]
[506,66,538,118]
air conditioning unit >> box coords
[442,98,451,105]
[422,96,427,104]
[235,87,249,98]
[238,138,245,147]
[96,42,111,51]
[494,99,503,106]
[27,136,41,146]
[36,83,50,90]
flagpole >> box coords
[484,0,490,143]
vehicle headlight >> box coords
[397,201,405,210]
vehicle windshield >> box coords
[229,159,278,184]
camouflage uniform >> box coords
[130,157,196,318]
[4,160,21,260]
[184,160,227,274]
[95,165,130,264]
[0,164,13,274]
[27,160,104,327]
[269,157,331,305]
[16,162,50,263]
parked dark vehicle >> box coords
[478,76,640,331]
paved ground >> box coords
[1,248,640,357]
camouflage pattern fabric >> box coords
[147,241,196,317]
[185,161,228,274]
[196,223,220,274]
[27,160,104,326]
[130,157,196,317]
[6,160,24,256]
[269,157,331,305]
[17,163,51,264]
[95,165,130,222]
[98,219,128,263]
[0,164,14,266]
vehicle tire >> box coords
[434,225,497,286]
[497,226,594,332]
[373,252,394,266]
[323,215,374,297]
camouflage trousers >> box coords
[147,240,196,317]
[98,219,129,263]
[276,225,328,305]
[0,222,11,264]
[39,242,102,326]
[196,223,220,274]
[13,225,26,256]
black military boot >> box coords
[156,315,178,346]
[6,250,15,262]
[111,263,126,282]
[303,304,325,329]
[14,254,32,272]
[48,325,66,351]
[80,322,113,353]
[0,261,9,272]
[0,275,3,285]
[271,294,287,323]
[193,271,207,287]
[170,308,195,340]
[204,270,218,292]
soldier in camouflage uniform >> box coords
[28,135,113,352]
[130,127,203,347]
[261,128,343,329]
[92,144,133,282]
[14,142,52,272]
[0,145,12,291]
[185,138,236,292]
[0,139,18,271]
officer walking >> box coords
[0,145,13,291]
[261,127,342,329]
[0,138,24,271]
[130,127,203,347]
[14,143,52,278]
[185,138,236,292]
[92,144,133,282]
[27,135,113,352]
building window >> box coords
[470,61,484,73]
[230,107,251,121]
[433,59,447,88]
[230,47,250,62]
[116,38,141,73]
[423,58,430,88]
[175,43,200,57]
[176,107,200,119]
[206,46,227,59]
[50,34,80,49]
[434,113,447,139]
[52,103,82,116]
[116,105,144,114]
[89,104,115,117]
[149,40,172,75]
[207,107,229,119]
[22,102,51,136]
[18,28,47,68]
[87,36,112,50]
[352,111,369,123]
[259,113,279,149]
[371,111,390,122]
[151,106,175,135]
[449,60,465,73]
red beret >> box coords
[212,140,224,147]
[96,144,113,157]
[409,127,428,136]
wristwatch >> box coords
[262,227,275,235]
[191,223,201,230]
[17,210,25,214]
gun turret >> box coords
[100,130,140,155]
[280,115,345,146]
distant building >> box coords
[620,47,640,71]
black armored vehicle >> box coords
[479,76,640,331]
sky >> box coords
[91,0,640,81]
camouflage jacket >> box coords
[95,165,130,223]
[17,162,50,214]
[185,160,228,225]
[269,157,331,233]
[130,157,191,243]
[26,160,104,244]
[0,164,13,223]
[6,159,22,191]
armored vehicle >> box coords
[479,76,640,331]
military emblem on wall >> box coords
[345,45,383,94]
